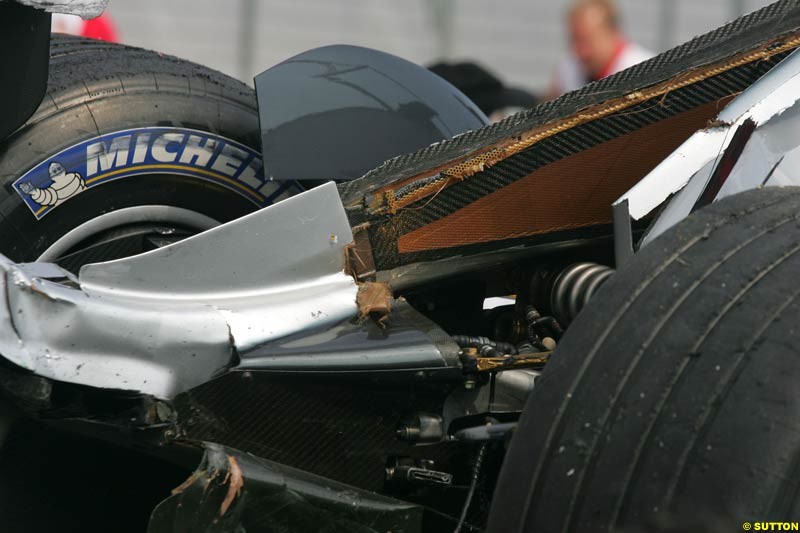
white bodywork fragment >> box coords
[615,48,800,245]
[7,0,108,18]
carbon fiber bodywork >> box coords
[171,369,463,492]
[340,0,800,273]
[168,367,498,529]
[255,45,488,184]
[148,443,424,533]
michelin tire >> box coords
[0,34,293,269]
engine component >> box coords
[453,422,517,442]
[489,305,528,344]
[522,305,563,347]
[460,349,552,373]
[386,458,453,487]
[396,413,444,443]
[541,337,557,351]
[452,335,517,356]
[454,444,488,533]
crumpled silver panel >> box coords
[239,299,459,371]
[0,183,358,399]
[7,0,108,18]
[0,259,234,399]
[615,48,800,246]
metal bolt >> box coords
[396,425,421,441]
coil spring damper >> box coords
[530,263,615,326]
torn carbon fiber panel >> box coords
[171,369,466,492]
[340,0,800,271]
[148,443,423,533]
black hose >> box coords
[452,335,517,355]
[524,305,563,342]
[524,305,542,345]
[453,443,488,533]
[531,316,564,340]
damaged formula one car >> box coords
[2,0,800,531]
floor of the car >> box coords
[0,419,189,533]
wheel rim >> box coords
[38,205,221,271]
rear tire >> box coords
[489,187,800,532]
[0,35,297,268]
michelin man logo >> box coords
[18,161,86,207]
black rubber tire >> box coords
[489,187,800,532]
[0,34,264,262]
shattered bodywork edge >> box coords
[366,34,800,215]
[7,0,108,18]
[339,0,800,209]
[616,47,800,244]
[148,442,424,533]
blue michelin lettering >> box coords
[12,127,303,220]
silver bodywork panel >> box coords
[615,48,800,246]
[0,183,358,398]
[240,299,460,371]
[7,0,108,18]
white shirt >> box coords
[553,41,655,95]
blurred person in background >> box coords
[52,13,119,42]
[550,0,652,97]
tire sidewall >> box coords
[0,44,266,262]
